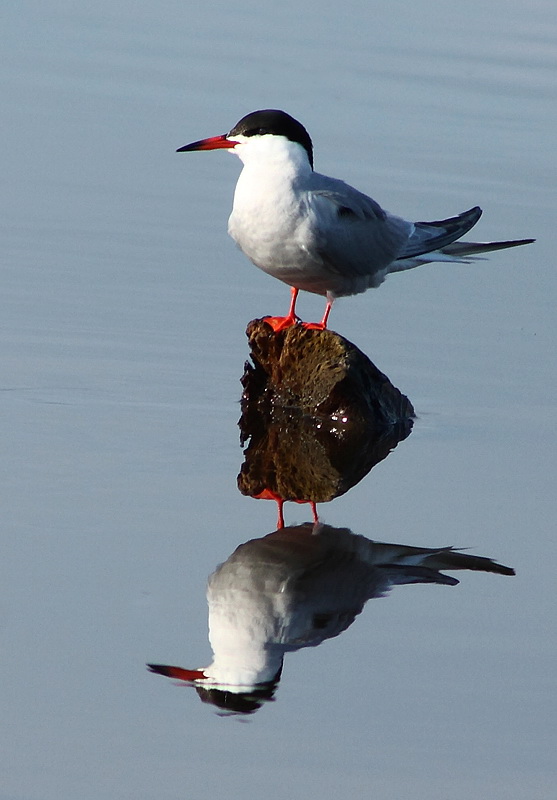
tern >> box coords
[177,109,534,330]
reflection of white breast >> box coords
[205,578,288,688]
[202,524,415,687]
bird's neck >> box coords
[232,141,312,217]
[235,137,312,184]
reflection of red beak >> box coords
[147,663,207,682]
[252,489,319,529]
[176,134,239,153]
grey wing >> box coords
[399,206,483,258]
[304,178,413,295]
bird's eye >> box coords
[245,127,268,137]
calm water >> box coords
[2,1,556,798]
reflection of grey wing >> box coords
[363,541,515,577]
[378,564,459,586]
[305,177,412,285]
[279,544,379,647]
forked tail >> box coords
[390,205,534,272]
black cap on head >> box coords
[228,109,314,168]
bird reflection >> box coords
[148,523,514,715]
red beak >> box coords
[176,134,238,153]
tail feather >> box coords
[378,563,460,586]
[397,203,534,267]
[364,542,515,577]
[440,238,535,258]
[420,548,515,577]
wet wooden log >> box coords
[241,318,414,426]
[238,319,414,504]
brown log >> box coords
[238,319,414,504]
[241,319,414,426]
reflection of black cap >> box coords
[195,666,282,716]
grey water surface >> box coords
[2,1,555,799]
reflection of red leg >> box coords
[253,489,286,529]
[263,287,300,332]
[294,499,319,523]
[253,490,317,529]
[310,501,319,524]
[276,498,285,529]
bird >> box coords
[177,109,534,330]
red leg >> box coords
[288,286,299,319]
[263,287,300,333]
[320,300,332,329]
[302,298,333,331]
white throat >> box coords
[230,133,312,176]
